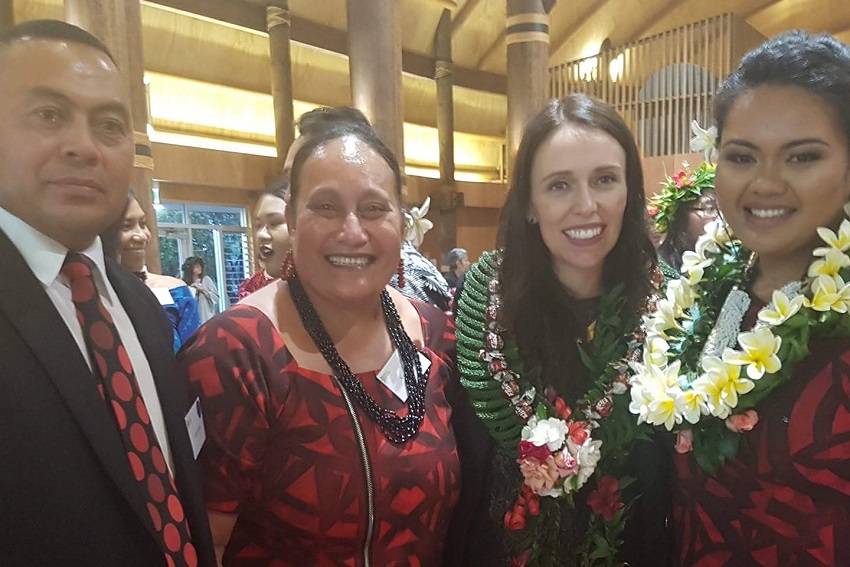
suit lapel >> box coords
[0,230,156,537]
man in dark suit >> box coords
[0,20,214,566]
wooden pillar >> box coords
[434,9,457,254]
[347,0,405,165]
[267,1,295,174]
[506,0,550,172]
[65,0,160,272]
[0,0,14,32]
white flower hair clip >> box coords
[404,197,434,249]
[689,120,718,164]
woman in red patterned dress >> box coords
[673,31,850,565]
[178,122,485,566]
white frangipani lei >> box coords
[629,213,850,430]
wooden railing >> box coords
[549,14,765,156]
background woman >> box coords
[668,31,850,566]
[455,94,667,565]
[182,256,219,324]
[118,193,200,352]
[178,121,481,566]
[652,162,718,276]
[237,178,289,300]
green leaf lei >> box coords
[629,215,850,475]
[455,250,657,566]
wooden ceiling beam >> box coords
[622,0,681,43]
[476,29,505,69]
[419,0,458,10]
[548,0,612,57]
[146,0,506,94]
[741,0,786,20]
[451,0,485,38]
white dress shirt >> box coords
[0,206,174,472]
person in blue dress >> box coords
[118,194,200,351]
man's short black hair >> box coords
[0,19,116,65]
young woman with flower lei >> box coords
[454,94,670,566]
[629,31,850,566]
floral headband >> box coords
[648,121,718,235]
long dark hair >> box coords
[498,94,656,399]
[657,205,695,271]
[181,256,204,285]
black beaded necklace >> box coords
[288,276,427,444]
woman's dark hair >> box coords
[181,257,204,285]
[296,106,371,138]
[263,176,289,201]
[497,94,656,400]
[287,121,402,208]
[657,207,693,272]
[715,30,850,144]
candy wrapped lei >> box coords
[456,251,658,566]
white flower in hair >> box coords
[690,120,719,164]
[404,197,434,249]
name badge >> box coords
[377,350,432,402]
[184,398,206,460]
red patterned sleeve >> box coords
[177,306,286,514]
[410,299,457,371]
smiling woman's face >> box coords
[715,85,850,265]
[119,198,150,272]
[287,135,403,306]
[528,124,628,297]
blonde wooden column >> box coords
[506,0,550,172]
[267,1,295,174]
[0,0,14,32]
[347,0,405,165]
[65,0,160,272]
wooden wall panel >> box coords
[151,143,279,190]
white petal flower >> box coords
[813,219,850,256]
[521,417,568,452]
[808,248,850,277]
[667,279,696,311]
[691,356,754,418]
[807,274,850,313]
[689,120,718,164]
[403,197,434,248]
[758,289,805,327]
[676,388,706,424]
[645,336,670,367]
[722,327,782,380]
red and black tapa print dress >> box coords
[673,303,850,566]
[179,301,460,567]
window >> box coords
[156,202,250,311]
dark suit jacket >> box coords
[0,229,215,567]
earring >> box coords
[281,249,297,281]
[397,258,405,288]
[527,215,538,224]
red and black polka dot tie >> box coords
[62,253,198,567]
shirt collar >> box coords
[0,206,113,301]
